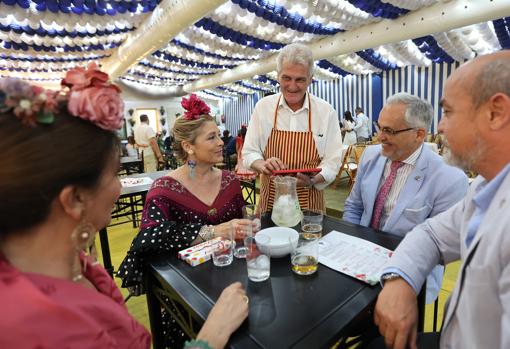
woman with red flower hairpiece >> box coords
[0,75,248,349]
[118,94,254,347]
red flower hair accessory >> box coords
[62,63,124,131]
[181,94,210,120]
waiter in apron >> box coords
[243,43,343,212]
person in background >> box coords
[118,94,254,347]
[343,93,468,304]
[221,129,233,146]
[126,135,138,157]
[235,126,257,180]
[133,113,163,172]
[342,110,357,146]
[243,43,343,212]
[371,50,510,349]
[354,106,370,142]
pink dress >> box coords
[0,253,151,349]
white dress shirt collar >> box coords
[278,92,310,113]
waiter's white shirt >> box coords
[243,92,343,190]
[133,123,156,154]
[354,112,370,138]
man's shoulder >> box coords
[421,147,467,180]
[359,144,382,162]
[310,93,335,111]
[256,93,280,106]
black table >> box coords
[145,215,405,349]
[99,170,167,276]
[120,156,144,174]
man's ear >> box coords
[58,186,84,221]
[487,93,510,130]
[416,128,427,141]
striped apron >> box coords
[260,95,325,212]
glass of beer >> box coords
[301,209,323,240]
[290,235,319,275]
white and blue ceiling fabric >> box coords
[0,0,508,96]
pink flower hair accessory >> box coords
[181,94,210,120]
[62,63,124,131]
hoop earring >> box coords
[188,159,197,179]
[70,218,96,282]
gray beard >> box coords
[442,137,483,172]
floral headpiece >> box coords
[181,93,210,120]
[0,77,59,127]
[0,63,124,131]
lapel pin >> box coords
[415,176,421,181]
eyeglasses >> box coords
[375,122,417,136]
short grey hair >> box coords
[276,43,314,77]
[386,92,433,130]
[471,58,510,107]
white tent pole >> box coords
[183,0,510,93]
[101,0,227,80]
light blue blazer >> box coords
[343,144,468,302]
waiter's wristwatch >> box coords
[381,272,402,285]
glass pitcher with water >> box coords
[271,176,303,227]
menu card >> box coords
[318,230,393,285]
[120,177,153,187]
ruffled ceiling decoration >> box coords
[1,0,509,97]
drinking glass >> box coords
[290,235,319,275]
[234,224,253,258]
[301,209,324,240]
[246,235,270,282]
[212,225,234,267]
[242,204,261,233]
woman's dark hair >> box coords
[0,109,119,235]
[344,111,354,123]
[239,127,247,141]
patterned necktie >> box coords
[370,161,404,230]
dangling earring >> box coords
[187,150,196,179]
[70,218,96,282]
[188,159,197,179]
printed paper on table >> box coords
[318,230,393,285]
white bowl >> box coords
[255,227,299,258]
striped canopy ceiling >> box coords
[1,0,510,99]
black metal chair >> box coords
[240,179,256,205]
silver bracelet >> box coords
[198,225,215,241]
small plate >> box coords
[255,227,299,257]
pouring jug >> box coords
[271,176,303,227]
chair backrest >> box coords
[240,179,256,205]
[352,145,366,163]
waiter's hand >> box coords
[374,278,418,349]
[296,173,324,188]
[251,158,286,175]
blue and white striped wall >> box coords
[222,62,462,135]
[223,92,262,133]
[381,62,462,133]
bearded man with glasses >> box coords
[343,92,468,304]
